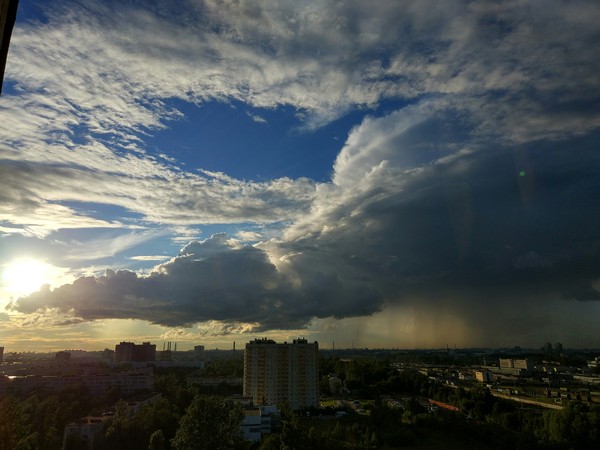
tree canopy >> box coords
[171,396,245,450]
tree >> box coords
[137,397,182,444]
[0,396,28,450]
[171,396,244,450]
[257,433,281,450]
[102,400,144,450]
[148,430,166,450]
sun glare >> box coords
[1,259,55,297]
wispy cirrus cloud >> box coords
[3,0,599,239]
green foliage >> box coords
[154,372,195,410]
[171,395,244,450]
[257,433,281,450]
[319,375,331,396]
[148,430,166,450]
[0,396,28,450]
[0,388,95,450]
[201,356,243,378]
[102,400,145,450]
[537,403,600,447]
[136,396,182,445]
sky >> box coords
[1,0,600,352]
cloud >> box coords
[2,0,599,239]
[236,230,264,242]
[10,233,385,329]
[246,112,267,124]
[130,255,170,262]
[0,157,317,239]
[3,1,600,345]
[57,229,166,262]
[6,0,598,141]
[9,96,600,342]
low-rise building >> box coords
[232,395,280,442]
[499,358,533,371]
[7,368,153,396]
[63,393,160,450]
[241,407,262,441]
[475,370,494,383]
[63,415,110,450]
[498,358,534,376]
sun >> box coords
[1,259,55,297]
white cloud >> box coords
[57,229,166,262]
[130,255,170,262]
[246,112,267,123]
[2,0,598,239]
[236,230,264,242]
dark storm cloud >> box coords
[10,233,384,329]
[280,120,600,319]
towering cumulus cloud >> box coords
[11,233,384,330]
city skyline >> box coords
[1,0,600,352]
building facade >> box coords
[7,368,153,396]
[115,341,156,363]
[243,338,318,410]
[499,358,534,371]
[475,370,494,383]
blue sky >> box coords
[1,0,600,351]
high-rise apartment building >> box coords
[115,341,156,363]
[243,338,318,410]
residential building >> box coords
[63,393,160,450]
[243,338,318,410]
[63,415,110,450]
[7,368,153,396]
[241,407,262,442]
[115,341,156,363]
[231,395,280,442]
[194,345,205,360]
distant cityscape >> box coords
[2,340,600,449]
